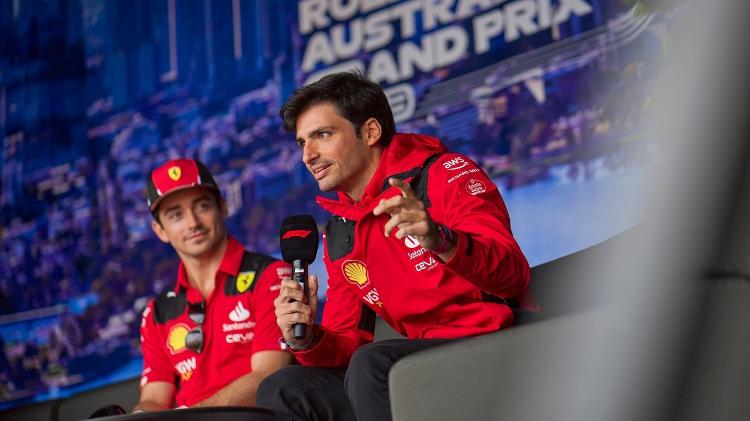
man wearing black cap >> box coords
[133,159,292,412]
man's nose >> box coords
[185,208,202,229]
[302,141,319,166]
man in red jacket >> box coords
[257,73,530,421]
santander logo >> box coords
[229,302,250,322]
[404,235,421,249]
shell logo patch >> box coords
[342,260,370,289]
[168,166,182,181]
[167,324,190,354]
[236,271,256,293]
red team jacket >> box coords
[139,237,289,407]
[294,134,531,367]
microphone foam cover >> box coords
[279,214,319,263]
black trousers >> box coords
[257,338,452,421]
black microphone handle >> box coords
[293,258,308,340]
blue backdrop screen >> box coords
[0,0,670,410]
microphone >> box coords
[279,215,319,340]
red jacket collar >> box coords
[316,133,447,220]
[175,235,245,292]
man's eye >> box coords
[319,132,330,139]
[297,140,305,148]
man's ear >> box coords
[361,117,382,146]
[151,219,170,244]
[220,199,228,218]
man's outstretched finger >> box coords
[373,195,406,216]
[389,177,416,198]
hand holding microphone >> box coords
[277,215,319,347]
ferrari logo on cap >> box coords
[168,166,182,181]
[236,271,256,293]
[342,260,370,289]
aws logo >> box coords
[342,260,370,289]
[166,324,190,354]
[442,157,468,171]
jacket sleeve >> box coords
[291,235,375,367]
[140,301,176,388]
[427,153,531,298]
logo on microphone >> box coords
[342,260,370,289]
[282,229,313,239]
[236,271,256,293]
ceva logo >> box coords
[415,257,438,272]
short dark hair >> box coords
[280,72,396,146]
